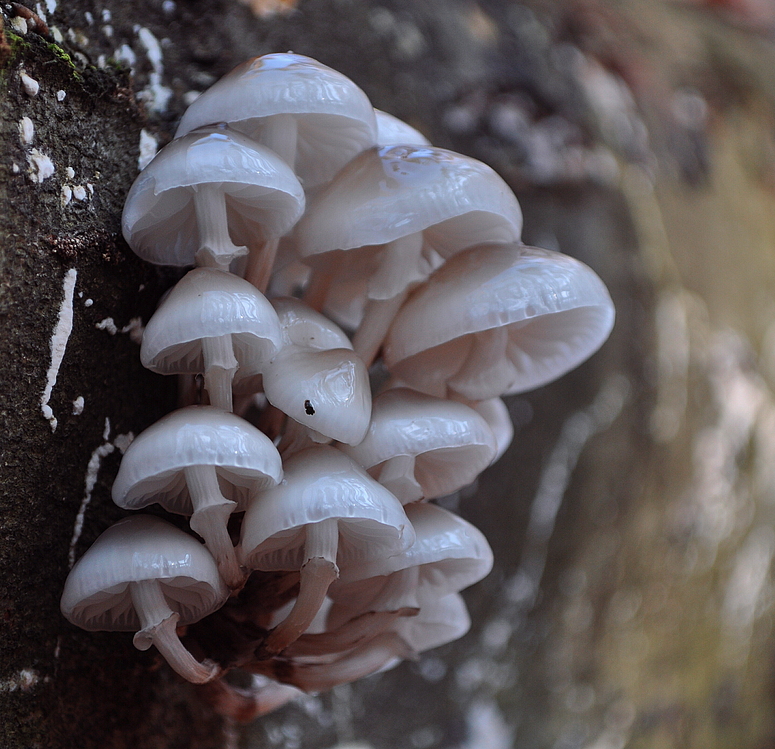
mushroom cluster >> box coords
[61,53,615,718]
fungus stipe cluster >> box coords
[61,53,615,720]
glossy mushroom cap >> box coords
[239,445,413,572]
[384,244,616,399]
[61,515,227,632]
[374,110,430,147]
[140,267,283,403]
[112,406,283,513]
[261,298,372,445]
[392,592,471,653]
[337,502,493,589]
[296,145,523,299]
[326,502,491,628]
[122,126,304,268]
[175,53,377,189]
[340,388,497,503]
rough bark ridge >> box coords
[1,1,773,748]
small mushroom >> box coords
[60,515,228,683]
[262,297,371,446]
[140,267,283,411]
[339,387,497,503]
[175,53,377,190]
[384,244,616,399]
[122,125,304,282]
[327,502,493,628]
[239,445,414,653]
[112,406,283,589]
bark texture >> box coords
[1,1,774,748]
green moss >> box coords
[44,42,83,81]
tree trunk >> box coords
[1,0,774,747]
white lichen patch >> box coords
[95,317,144,343]
[0,669,40,693]
[114,44,137,70]
[28,149,55,183]
[72,185,88,201]
[18,117,34,145]
[68,419,134,568]
[72,396,85,415]
[65,166,75,179]
[41,268,77,432]
[135,26,172,113]
[10,16,28,33]
[20,71,40,97]
[138,129,159,170]
[60,184,72,206]
[95,317,118,335]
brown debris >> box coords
[236,0,299,19]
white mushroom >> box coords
[327,502,493,628]
[122,125,304,283]
[239,445,414,654]
[262,297,371,446]
[339,388,497,503]
[60,515,227,684]
[384,244,616,399]
[112,406,283,589]
[295,145,523,364]
[175,53,377,191]
[374,109,431,147]
[140,268,283,411]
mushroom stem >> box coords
[448,326,512,398]
[244,236,280,293]
[262,114,298,172]
[264,518,340,653]
[376,454,423,504]
[369,233,425,301]
[352,290,408,367]
[193,184,248,270]
[198,676,301,722]
[286,608,418,657]
[130,579,219,684]
[302,253,343,312]
[201,335,239,412]
[184,465,244,589]
[257,633,413,692]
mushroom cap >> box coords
[261,298,371,445]
[393,592,471,653]
[140,268,283,385]
[470,397,514,464]
[239,446,414,571]
[175,53,377,189]
[340,388,497,501]
[337,502,493,590]
[61,515,228,632]
[384,244,616,399]
[112,406,283,514]
[271,296,353,351]
[262,347,372,445]
[295,145,523,262]
[374,110,430,147]
[122,126,305,267]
